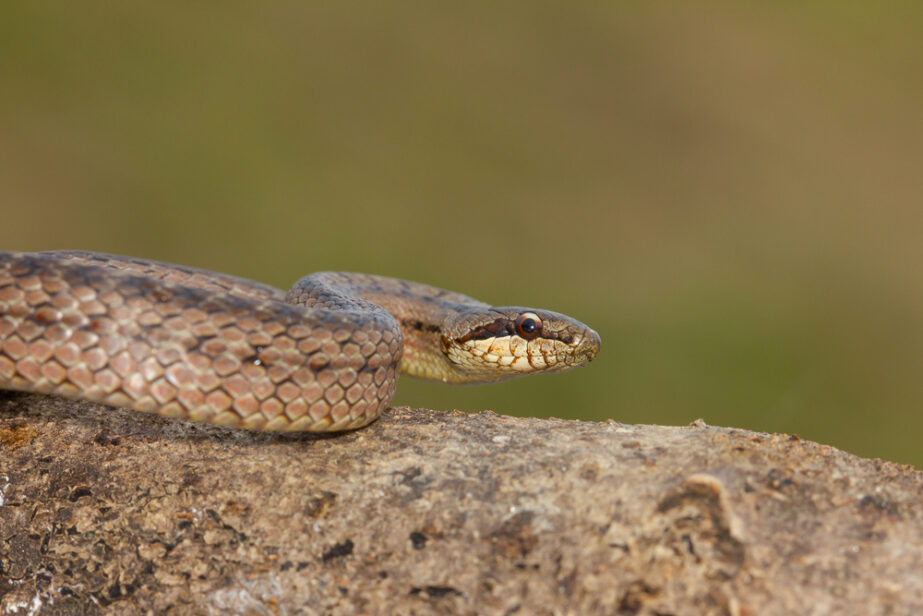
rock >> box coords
[0,392,921,615]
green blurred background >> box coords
[1,3,921,466]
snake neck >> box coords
[293,272,487,384]
[359,289,479,384]
[394,313,462,383]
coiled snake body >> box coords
[0,251,600,432]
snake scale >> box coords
[0,251,600,432]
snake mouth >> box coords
[443,326,601,382]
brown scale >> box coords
[0,251,600,431]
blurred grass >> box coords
[1,2,921,466]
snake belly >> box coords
[0,251,600,432]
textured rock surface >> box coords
[0,391,921,615]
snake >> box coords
[0,251,600,432]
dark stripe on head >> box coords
[455,318,576,345]
[401,318,442,334]
[454,319,515,343]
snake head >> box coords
[440,307,601,383]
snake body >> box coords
[0,251,600,432]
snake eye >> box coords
[515,312,542,339]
